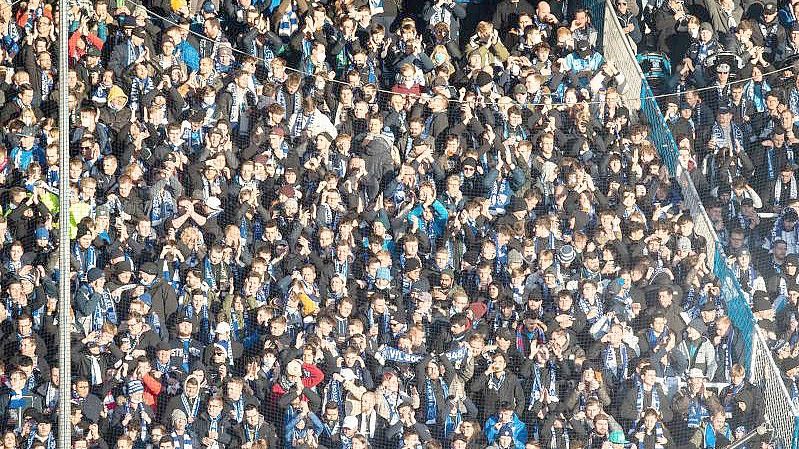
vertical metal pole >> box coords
[57,0,72,446]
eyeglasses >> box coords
[463,167,475,172]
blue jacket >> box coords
[407,199,449,238]
[176,40,200,72]
[9,145,44,171]
[484,414,527,449]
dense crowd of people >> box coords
[629,0,799,436]
[0,0,791,447]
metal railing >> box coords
[750,331,799,448]
[599,4,799,447]
[601,1,642,110]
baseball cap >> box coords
[764,1,778,14]
[404,258,421,272]
[87,268,105,283]
[131,28,147,39]
[35,227,49,240]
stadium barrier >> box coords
[599,4,799,447]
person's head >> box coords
[643,408,659,430]
[73,378,90,398]
[158,437,174,449]
[244,404,260,426]
[184,376,200,398]
[711,409,727,432]
[207,396,224,417]
[641,365,657,386]
[593,414,610,435]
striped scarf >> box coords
[635,385,660,425]
[130,76,154,111]
[181,394,201,425]
[578,295,604,325]
[604,344,628,383]
[687,395,709,428]
[528,362,547,407]
[424,377,448,424]
[646,327,669,351]
[549,427,569,449]
[292,110,315,138]
[487,372,506,391]
[722,382,744,413]
[743,80,771,113]
[204,257,217,291]
[773,176,798,207]
[276,89,302,118]
[150,189,176,226]
[171,431,193,449]
[92,288,117,332]
[278,3,299,38]
[710,122,744,154]
[73,244,97,282]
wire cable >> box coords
[89,0,797,108]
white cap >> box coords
[688,368,706,379]
[342,416,358,429]
[215,322,231,334]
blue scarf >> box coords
[687,396,710,428]
[73,243,97,282]
[231,311,247,342]
[647,327,669,350]
[181,393,201,426]
[327,379,345,417]
[203,257,217,290]
[277,4,298,38]
[93,288,117,331]
[549,427,569,449]
[722,328,735,381]
[635,385,660,427]
[722,382,744,413]
[424,377,448,424]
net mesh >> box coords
[607,0,799,446]
[2,0,796,448]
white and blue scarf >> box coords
[604,344,629,383]
[424,377,448,424]
[171,431,193,449]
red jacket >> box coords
[271,363,325,397]
[141,373,163,411]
